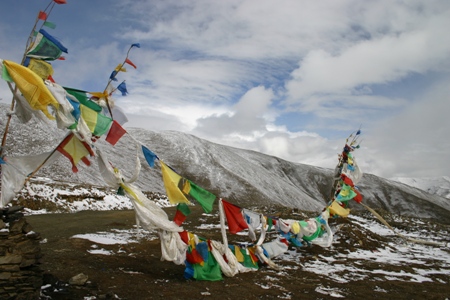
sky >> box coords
[0,0,449,179]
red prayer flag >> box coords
[353,189,363,203]
[341,174,354,187]
[173,210,187,226]
[178,231,189,244]
[54,0,67,4]
[38,11,47,20]
[105,120,127,146]
[125,58,137,69]
[221,199,248,234]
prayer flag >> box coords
[67,97,80,120]
[340,174,354,187]
[26,29,68,61]
[328,201,350,217]
[117,82,128,96]
[114,64,126,72]
[192,252,222,281]
[131,43,140,48]
[353,189,363,203]
[160,161,190,205]
[80,104,113,136]
[179,231,189,244]
[182,180,216,213]
[38,11,47,20]
[2,59,59,119]
[336,184,357,202]
[125,58,137,69]
[64,87,103,112]
[142,146,157,167]
[54,0,67,4]
[43,21,56,29]
[173,203,191,226]
[56,133,94,172]
[109,70,118,81]
[27,58,54,80]
[105,120,127,145]
[221,200,248,234]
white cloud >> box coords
[1,0,450,179]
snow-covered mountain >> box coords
[391,177,450,199]
[1,103,449,223]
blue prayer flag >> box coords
[142,145,157,167]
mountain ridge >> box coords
[1,103,449,223]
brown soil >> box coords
[27,207,450,300]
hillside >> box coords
[391,176,450,199]
[1,103,449,224]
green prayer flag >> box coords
[26,29,67,61]
[188,181,216,213]
[64,87,103,112]
[177,203,191,216]
[1,64,12,82]
[43,21,56,29]
[240,249,259,269]
[193,252,222,281]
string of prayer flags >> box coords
[2,59,59,120]
[56,133,94,172]
[221,200,248,234]
[181,180,216,213]
[26,29,68,61]
[173,203,191,226]
[105,120,127,146]
[160,161,190,205]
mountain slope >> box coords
[1,103,449,223]
[391,176,450,199]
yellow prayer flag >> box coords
[328,201,350,218]
[160,161,190,205]
[3,59,58,119]
[291,222,300,234]
[235,246,244,262]
[188,232,196,249]
[80,105,98,133]
[89,91,108,99]
[182,180,191,194]
[28,58,54,79]
[114,64,126,72]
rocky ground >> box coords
[24,206,450,300]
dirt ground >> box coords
[27,207,450,300]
